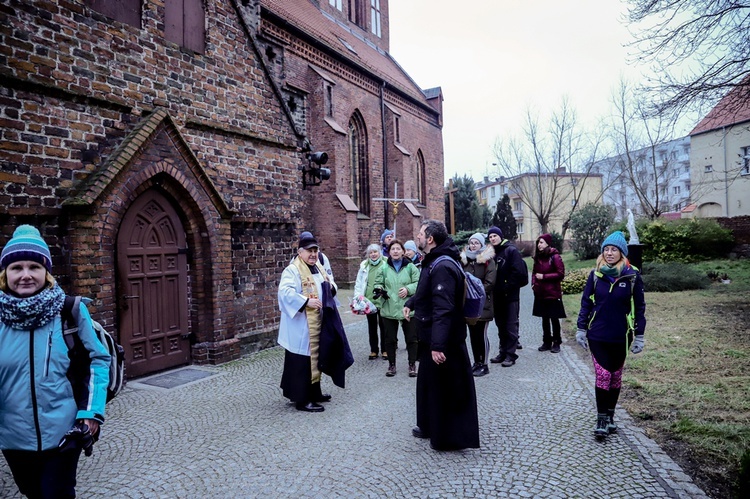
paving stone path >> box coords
[0,286,707,498]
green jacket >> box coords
[353,257,387,300]
[373,258,420,319]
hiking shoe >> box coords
[369,352,379,360]
[538,343,552,352]
[500,358,515,367]
[408,363,417,377]
[386,364,397,377]
[595,414,609,439]
[606,409,618,434]
[489,354,505,364]
[550,343,561,353]
[473,364,489,377]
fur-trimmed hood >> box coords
[460,244,495,265]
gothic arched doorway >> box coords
[117,188,191,377]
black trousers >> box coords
[381,317,417,365]
[366,312,385,354]
[3,447,82,499]
[467,320,490,364]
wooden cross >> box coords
[445,178,458,234]
[372,180,418,238]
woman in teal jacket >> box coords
[373,239,420,377]
[0,225,110,498]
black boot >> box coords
[538,343,552,352]
[606,409,618,434]
[595,413,609,439]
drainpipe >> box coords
[723,127,730,217]
[380,81,389,228]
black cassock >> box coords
[407,240,479,451]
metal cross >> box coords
[372,180,418,238]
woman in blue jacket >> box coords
[576,231,646,439]
[0,225,110,498]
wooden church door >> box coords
[117,189,190,377]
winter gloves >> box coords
[575,329,588,350]
[630,335,645,354]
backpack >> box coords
[429,255,486,325]
[61,296,125,402]
[498,244,529,288]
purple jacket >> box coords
[531,248,564,300]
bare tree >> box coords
[626,0,750,116]
[492,98,607,241]
[604,78,692,220]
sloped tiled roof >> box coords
[260,0,433,109]
[690,78,750,136]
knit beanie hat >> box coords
[601,231,628,257]
[404,240,418,253]
[487,226,503,239]
[1,225,52,271]
[538,233,553,246]
[380,229,394,243]
[469,233,486,247]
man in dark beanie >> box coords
[487,226,528,367]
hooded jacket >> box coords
[577,264,646,343]
[0,302,110,451]
[460,244,496,320]
[531,247,565,300]
[372,257,420,320]
[491,239,528,302]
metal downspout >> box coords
[723,127,730,216]
[380,81,389,228]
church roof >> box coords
[260,0,434,109]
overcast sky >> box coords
[388,0,692,182]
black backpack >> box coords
[61,296,125,403]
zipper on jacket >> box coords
[44,329,53,377]
[29,329,43,452]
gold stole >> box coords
[293,257,328,383]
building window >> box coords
[480,190,486,199]
[490,186,495,197]
[370,0,382,37]
[514,201,522,211]
[394,116,400,143]
[165,0,205,53]
[329,0,343,10]
[85,0,141,27]
[325,84,333,117]
[349,112,369,215]
[416,150,427,205]
[517,222,524,234]
[673,186,681,194]
[349,0,366,28]
[742,146,750,175]
[704,165,713,173]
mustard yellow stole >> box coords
[293,257,328,383]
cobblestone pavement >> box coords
[1,286,707,498]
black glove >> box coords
[59,420,96,456]
[373,288,389,300]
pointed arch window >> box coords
[416,150,427,205]
[349,113,369,215]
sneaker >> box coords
[408,363,417,377]
[538,343,552,352]
[500,358,515,367]
[489,354,505,364]
[606,410,618,434]
[473,364,489,377]
[369,352,379,360]
[386,364,396,377]
[550,343,561,353]
[595,414,609,438]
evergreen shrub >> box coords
[640,262,711,292]
[561,268,591,295]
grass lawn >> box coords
[559,254,750,499]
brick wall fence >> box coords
[715,216,750,257]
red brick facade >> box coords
[0,0,444,374]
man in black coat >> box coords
[403,220,480,451]
[487,226,528,367]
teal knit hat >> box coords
[1,225,52,271]
[601,231,628,257]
